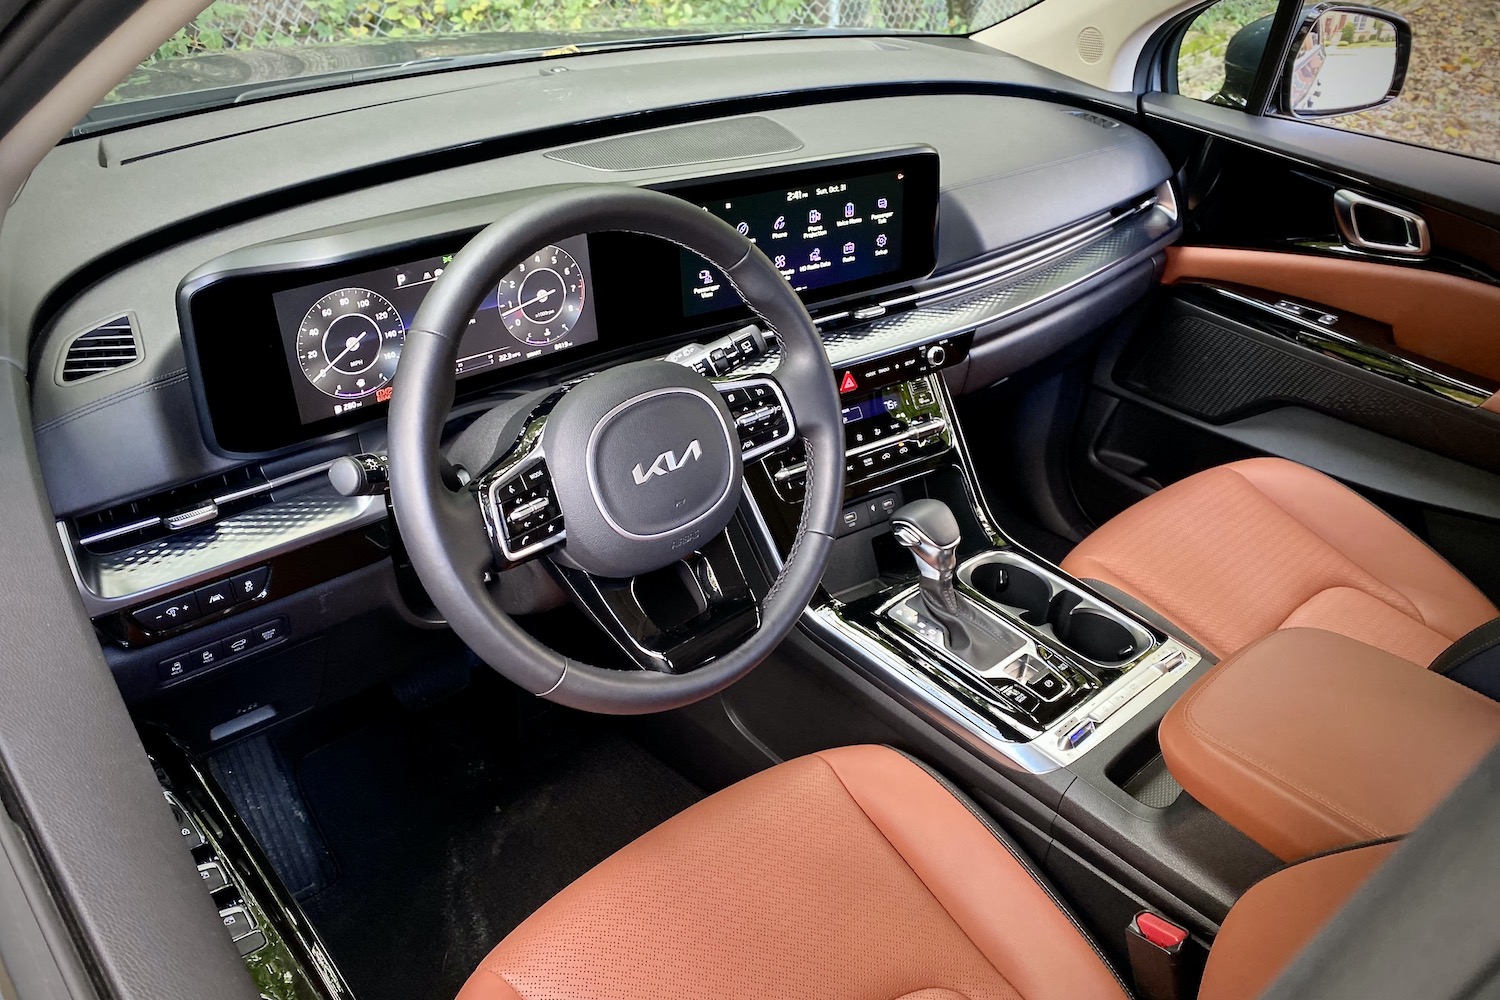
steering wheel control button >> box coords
[718,378,795,462]
[133,592,201,632]
[230,566,271,603]
[490,458,566,563]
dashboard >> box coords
[182,150,939,454]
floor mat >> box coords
[290,695,702,1000]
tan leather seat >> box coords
[1061,458,1497,667]
[457,745,1391,1000]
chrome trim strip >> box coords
[733,197,1180,379]
[1201,284,1495,408]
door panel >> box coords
[1058,68,1500,604]
[1161,246,1500,385]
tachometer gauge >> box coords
[295,287,405,399]
[495,245,586,347]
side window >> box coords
[1175,0,1500,164]
[1176,0,1278,108]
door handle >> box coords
[1333,189,1431,257]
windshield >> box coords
[85,0,1043,132]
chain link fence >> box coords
[157,0,1036,62]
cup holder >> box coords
[960,551,1153,667]
[969,562,1052,625]
[1052,606,1140,664]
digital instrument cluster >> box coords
[183,149,938,456]
[271,237,597,426]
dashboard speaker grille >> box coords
[546,117,803,171]
[59,314,140,383]
[1076,26,1105,64]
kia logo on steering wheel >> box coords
[632,440,703,485]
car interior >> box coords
[0,0,1499,998]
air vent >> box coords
[1068,110,1122,129]
[72,465,269,554]
[1076,26,1105,65]
[58,314,140,384]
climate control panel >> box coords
[768,373,950,502]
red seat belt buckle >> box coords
[1125,911,1203,1000]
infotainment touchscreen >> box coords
[271,236,597,426]
[672,153,937,317]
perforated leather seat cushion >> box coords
[455,746,1129,1000]
[1061,458,1498,666]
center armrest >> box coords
[1159,627,1500,861]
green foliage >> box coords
[1176,0,1276,101]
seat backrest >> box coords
[1197,842,1397,1000]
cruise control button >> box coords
[132,592,200,631]
[230,567,270,604]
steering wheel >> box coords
[388,185,843,715]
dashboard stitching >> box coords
[35,369,189,434]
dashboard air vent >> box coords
[72,465,269,554]
[1068,110,1122,129]
[59,314,140,384]
[546,117,803,172]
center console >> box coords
[742,356,1201,775]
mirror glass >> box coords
[1289,10,1402,115]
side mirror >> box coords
[1281,4,1411,118]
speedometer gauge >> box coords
[495,245,586,347]
[296,287,405,399]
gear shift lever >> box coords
[891,499,974,653]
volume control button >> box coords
[924,344,947,367]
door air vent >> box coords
[58,314,140,384]
[1068,110,1122,129]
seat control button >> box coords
[197,861,229,893]
[235,931,269,957]
[219,905,257,940]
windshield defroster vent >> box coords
[58,314,140,384]
[546,116,803,171]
